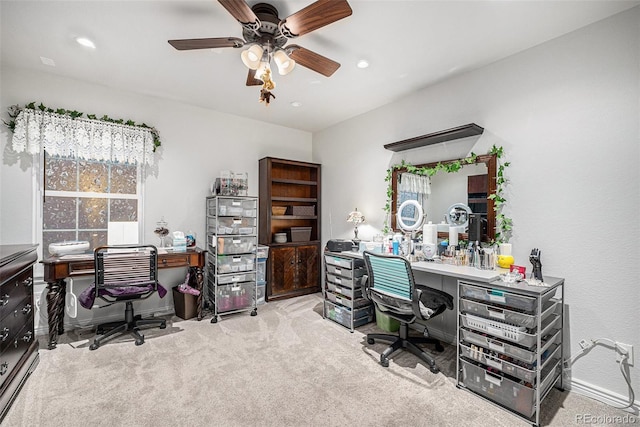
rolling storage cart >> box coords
[456,277,565,426]
[205,196,259,323]
[323,251,374,332]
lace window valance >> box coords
[11,109,155,166]
[398,173,431,195]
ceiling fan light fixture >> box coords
[273,49,296,75]
[241,45,264,69]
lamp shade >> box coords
[241,45,263,70]
[347,209,365,225]
[273,49,296,75]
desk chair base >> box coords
[367,323,444,373]
[89,301,166,350]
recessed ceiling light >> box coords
[75,37,96,49]
[40,56,56,67]
[356,59,369,69]
[290,101,302,108]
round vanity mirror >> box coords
[445,203,472,228]
[397,199,425,232]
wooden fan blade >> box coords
[246,69,263,86]
[168,37,244,50]
[282,0,352,37]
[218,0,259,25]
[288,45,340,77]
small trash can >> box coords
[375,308,400,332]
[172,287,198,320]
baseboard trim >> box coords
[569,377,639,413]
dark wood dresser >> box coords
[0,244,39,421]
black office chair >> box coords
[362,251,453,373]
[82,245,167,350]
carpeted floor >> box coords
[2,293,634,426]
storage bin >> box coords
[208,217,257,235]
[217,282,253,313]
[215,253,255,273]
[217,272,255,285]
[460,358,561,418]
[325,264,365,280]
[325,291,369,309]
[325,282,362,299]
[172,287,198,320]
[459,282,554,313]
[212,198,257,217]
[324,301,374,329]
[460,298,558,329]
[256,282,266,305]
[256,259,267,282]
[215,236,256,255]
[326,272,359,288]
[460,313,560,348]
[324,254,353,269]
[375,308,400,332]
[461,327,561,364]
[291,205,314,216]
[256,245,269,260]
[289,226,312,242]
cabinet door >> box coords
[295,244,319,291]
[270,246,297,296]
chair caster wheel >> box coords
[380,358,389,368]
[89,343,99,351]
[135,339,144,346]
[429,366,440,374]
[159,323,167,329]
[211,317,218,323]
[96,328,104,335]
[435,343,444,352]
[367,338,375,345]
[250,309,257,316]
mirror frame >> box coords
[390,153,497,242]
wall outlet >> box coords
[616,343,634,366]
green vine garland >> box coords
[3,102,161,151]
[383,144,511,244]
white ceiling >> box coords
[2,1,638,132]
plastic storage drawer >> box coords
[214,236,256,255]
[324,254,355,269]
[460,327,561,364]
[460,313,560,348]
[325,264,364,280]
[256,282,266,305]
[324,301,374,329]
[326,272,360,289]
[460,358,561,418]
[325,291,369,309]
[208,217,257,235]
[459,342,561,383]
[216,282,254,313]
[209,198,257,217]
[459,282,555,313]
[217,272,256,285]
[256,259,267,282]
[460,298,558,329]
[326,282,363,299]
[215,254,255,273]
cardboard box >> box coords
[172,287,198,320]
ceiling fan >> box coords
[168,0,352,104]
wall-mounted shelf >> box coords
[384,123,484,152]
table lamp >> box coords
[347,208,365,245]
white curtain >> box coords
[11,109,155,166]
[399,173,431,195]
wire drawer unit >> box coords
[456,276,565,426]
[323,252,373,332]
[205,196,259,323]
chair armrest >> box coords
[360,274,372,302]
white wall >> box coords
[0,65,312,332]
[314,7,639,407]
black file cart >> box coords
[323,251,374,332]
[456,276,565,426]
[205,196,259,322]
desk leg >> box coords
[192,266,204,321]
[45,279,66,349]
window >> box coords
[41,152,142,253]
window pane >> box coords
[111,163,137,194]
[45,156,76,191]
[43,196,77,229]
[110,198,137,222]
[78,161,109,193]
[78,230,108,249]
[78,197,107,229]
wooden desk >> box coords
[41,247,206,349]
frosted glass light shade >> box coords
[274,50,296,75]
[241,45,263,70]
